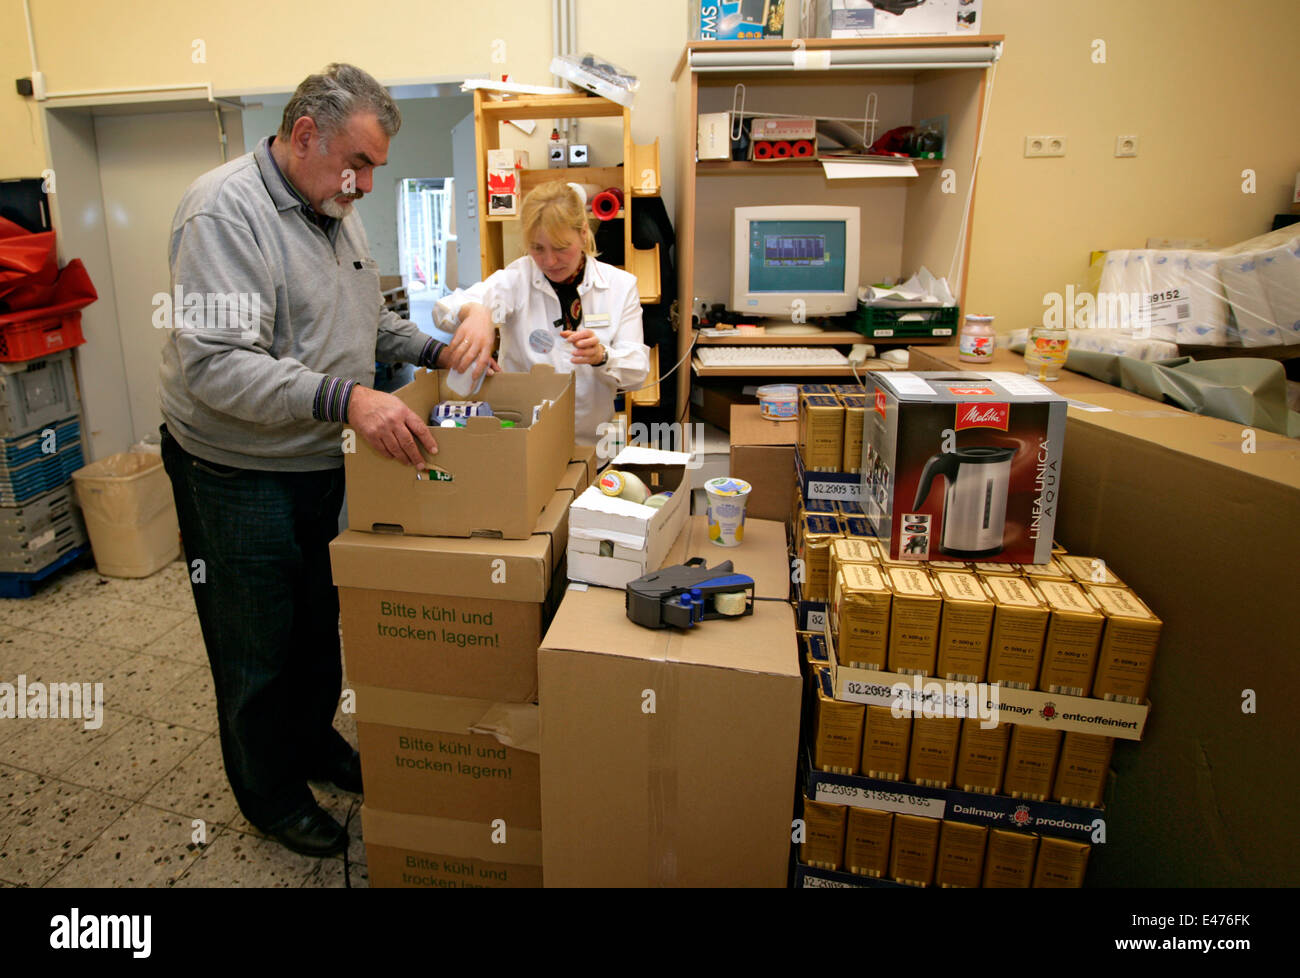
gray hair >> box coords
[278,63,401,145]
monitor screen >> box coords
[747,220,847,294]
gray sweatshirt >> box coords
[159,136,440,470]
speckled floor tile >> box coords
[159,667,217,734]
[0,628,76,682]
[141,615,207,666]
[12,595,139,641]
[140,734,238,827]
[0,775,129,885]
[45,802,213,888]
[86,606,193,653]
[303,855,368,888]
[60,717,204,802]
[96,652,201,721]
[171,827,322,887]
[0,764,47,819]
[0,705,131,777]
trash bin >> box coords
[71,451,179,578]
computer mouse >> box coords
[881,349,910,365]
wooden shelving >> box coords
[696,158,943,174]
[629,245,661,305]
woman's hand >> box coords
[448,302,498,381]
[436,342,499,375]
[561,328,605,366]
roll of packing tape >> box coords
[792,139,815,158]
[713,591,748,616]
[772,140,793,158]
[591,187,624,221]
[752,141,774,160]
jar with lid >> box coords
[1024,325,1070,382]
[958,314,996,363]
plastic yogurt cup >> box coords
[704,477,753,546]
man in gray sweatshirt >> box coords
[158,64,469,857]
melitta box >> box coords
[567,447,691,588]
[332,465,582,702]
[861,372,1066,563]
[355,686,539,825]
[345,364,575,539]
[362,806,542,889]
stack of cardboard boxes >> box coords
[330,365,595,887]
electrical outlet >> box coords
[1025,135,1067,158]
[1115,135,1139,158]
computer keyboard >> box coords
[694,346,851,368]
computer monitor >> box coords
[730,205,861,318]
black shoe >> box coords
[270,805,348,857]
[308,749,363,795]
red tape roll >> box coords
[752,140,773,160]
[591,187,625,221]
[772,140,793,158]
[792,139,815,158]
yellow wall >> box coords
[3,0,1298,330]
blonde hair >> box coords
[520,181,597,257]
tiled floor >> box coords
[0,558,368,888]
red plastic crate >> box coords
[0,312,85,362]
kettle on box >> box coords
[912,446,1016,558]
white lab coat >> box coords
[434,255,650,444]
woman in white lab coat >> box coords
[436,181,650,445]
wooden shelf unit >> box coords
[671,36,1002,407]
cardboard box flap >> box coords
[331,483,571,602]
[360,805,542,865]
[541,585,799,677]
[356,684,540,754]
[570,522,648,551]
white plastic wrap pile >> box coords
[1097,230,1300,348]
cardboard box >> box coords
[1087,585,1162,703]
[907,716,960,788]
[812,0,982,38]
[345,365,575,539]
[906,345,1300,884]
[486,148,529,172]
[567,447,691,588]
[985,575,1050,689]
[862,372,1066,563]
[1053,733,1114,808]
[885,567,942,675]
[935,571,994,681]
[729,404,798,523]
[362,806,542,888]
[801,798,848,871]
[813,667,865,773]
[537,586,801,887]
[889,814,940,887]
[1036,581,1105,697]
[936,820,988,888]
[845,807,893,877]
[1032,837,1091,888]
[797,513,842,603]
[841,394,866,473]
[1003,727,1062,801]
[831,563,892,670]
[1058,554,1125,589]
[861,705,911,781]
[697,111,731,161]
[983,829,1038,888]
[355,686,539,824]
[332,468,581,702]
[799,393,845,471]
[954,718,1010,795]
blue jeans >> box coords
[160,425,352,832]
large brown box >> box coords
[538,584,801,887]
[344,364,575,539]
[362,806,542,889]
[729,404,798,523]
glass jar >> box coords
[1024,326,1070,382]
[959,314,996,363]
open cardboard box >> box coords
[344,364,575,539]
[567,447,691,588]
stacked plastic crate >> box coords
[0,345,90,597]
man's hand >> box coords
[436,342,500,376]
[449,303,497,382]
[562,328,605,366]
[346,386,437,469]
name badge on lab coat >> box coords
[585,313,612,330]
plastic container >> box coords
[1024,326,1070,382]
[0,311,85,363]
[959,314,996,363]
[0,350,80,438]
[71,452,179,578]
[757,384,799,421]
[549,53,639,107]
